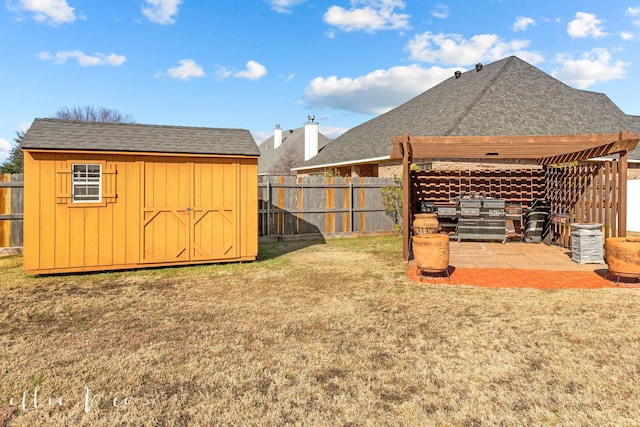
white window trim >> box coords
[72,163,102,203]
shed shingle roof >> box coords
[295,56,634,170]
[21,118,260,157]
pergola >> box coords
[390,131,639,261]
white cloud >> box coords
[513,16,535,32]
[319,125,349,139]
[304,64,458,115]
[17,122,31,133]
[214,66,232,80]
[217,61,267,81]
[160,59,205,80]
[252,131,272,144]
[142,0,182,25]
[406,32,543,67]
[234,60,267,80]
[620,31,635,40]
[431,4,448,19]
[10,0,75,25]
[0,138,11,158]
[627,6,640,26]
[266,0,306,14]
[38,50,126,66]
[323,0,410,33]
[567,12,608,38]
[552,48,628,89]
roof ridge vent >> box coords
[475,63,483,72]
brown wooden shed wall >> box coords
[23,151,258,274]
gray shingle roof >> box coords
[296,56,633,170]
[21,118,260,157]
[626,115,640,160]
[258,127,331,174]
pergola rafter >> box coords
[390,131,639,261]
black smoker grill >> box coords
[456,197,506,243]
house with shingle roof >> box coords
[20,118,260,274]
[293,56,639,177]
[626,115,640,160]
[258,120,331,175]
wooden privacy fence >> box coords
[545,160,624,247]
[0,173,24,248]
[259,176,398,237]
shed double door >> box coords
[142,158,238,263]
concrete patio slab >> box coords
[447,241,603,271]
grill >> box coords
[456,197,506,243]
[523,199,551,243]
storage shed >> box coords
[20,118,260,274]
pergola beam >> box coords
[390,132,639,162]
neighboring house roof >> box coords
[258,127,331,174]
[294,56,633,171]
[627,115,640,161]
[21,118,260,157]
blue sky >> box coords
[1,0,640,162]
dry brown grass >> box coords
[1,236,640,426]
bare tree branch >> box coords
[53,105,136,123]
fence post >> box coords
[12,173,24,247]
[266,180,271,237]
[349,180,353,233]
[0,173,24,248]
[0,174,9,247]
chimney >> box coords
[304,115,318,161]
[273,124,282,149]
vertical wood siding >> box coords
[23,152,257,274]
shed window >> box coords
[72,164,102,202]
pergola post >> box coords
[619,134,628,237]
[401,133,412,261]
